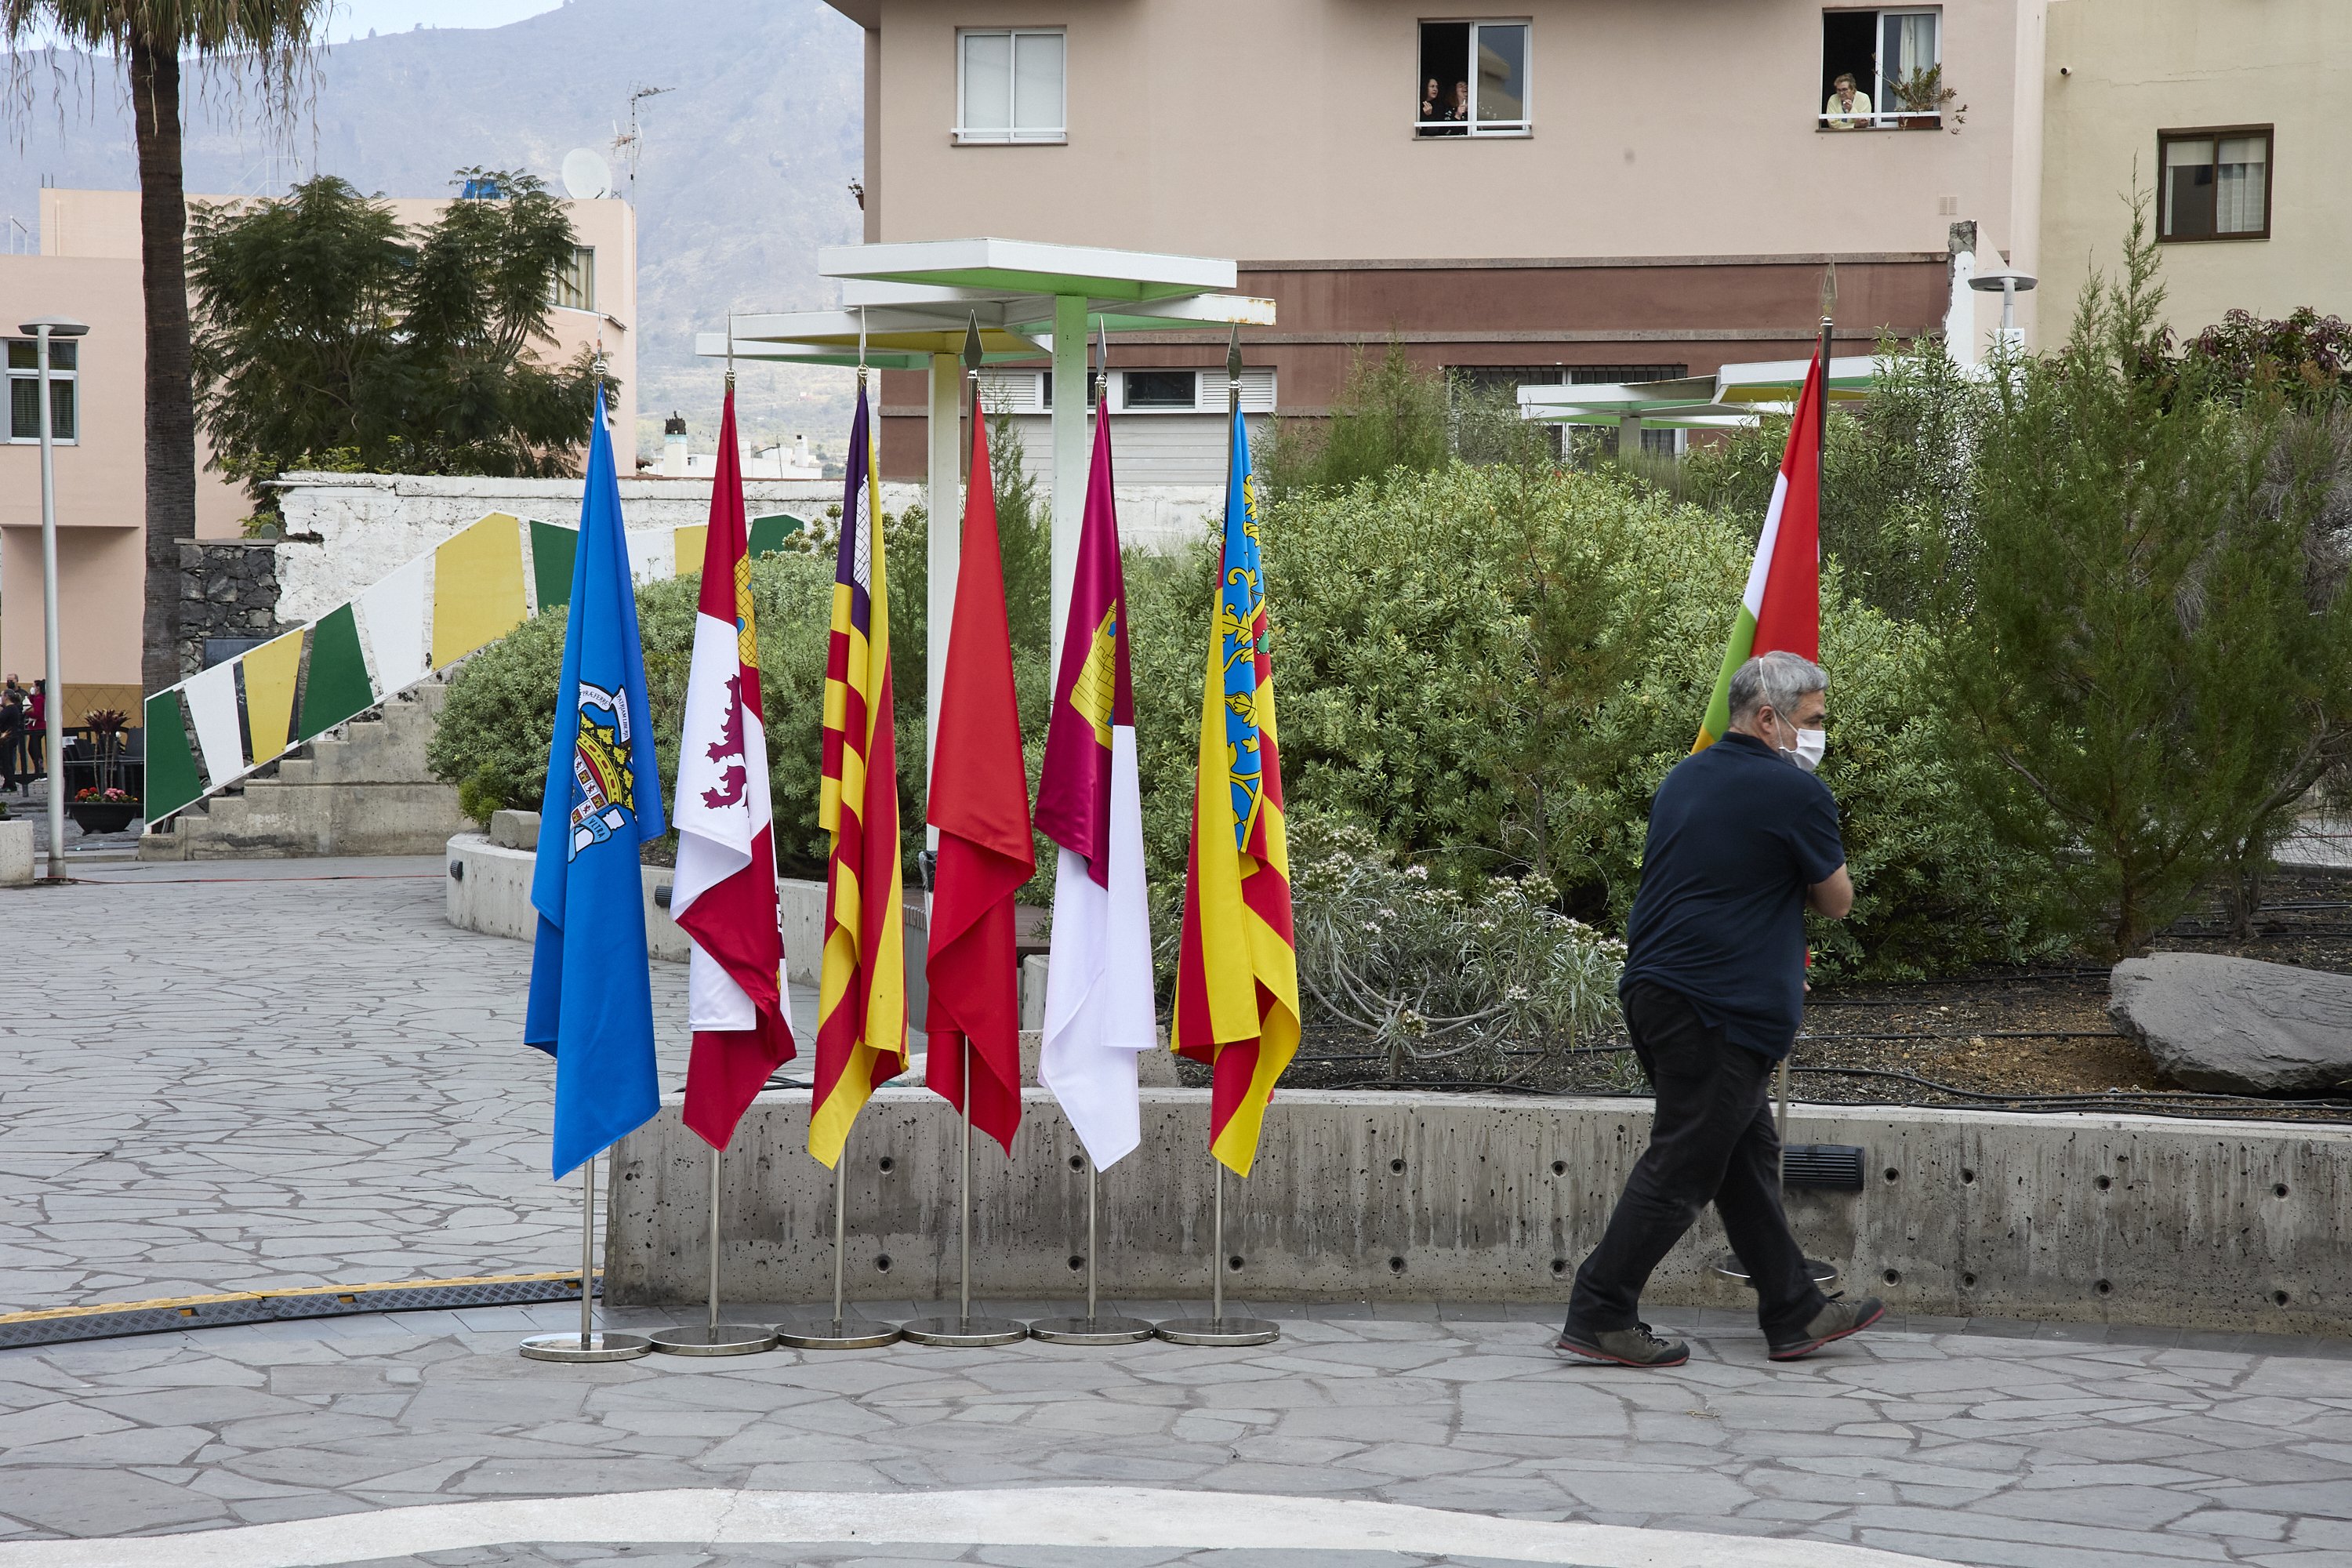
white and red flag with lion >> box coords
[673,383,794,1148]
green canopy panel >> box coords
[141,691,205,824]
[296,605,379,742]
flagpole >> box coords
[651,1142,777,1355]
[1715,263,1839,1293]
[1029,1147,1154,1345]
[774,1140,903,1349]
[1157,326,1279,1351]
[523,1153,653,1361]
[1025,315,1156,1351]
[902,315,1029,1352]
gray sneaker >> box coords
[1767,1294,1885,1361]
[1555,1321,1690,1367]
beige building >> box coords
[834,0,2339,479]
[0,186,636,723]
[2040,0,2345,340]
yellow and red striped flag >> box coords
[1174,405,1300,1177]
[808,380,908,1167]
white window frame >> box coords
[548,246,596,313]
[5,339,78,446]
[955,27,1068,145]
[1416,18,1533,139]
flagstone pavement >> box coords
[0,856,815,1316]
[4,859,2352,1568]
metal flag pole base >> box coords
[904,1039,1028,1348]
[1031,1156,1153,1345]
[522,1155,652,1363]
[1716,1054,1838,1288]
[775,1138,903,1350]
[652,1145,776,1356]
[1157,1158,1278,1348]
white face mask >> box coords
[1791,728,1827,772]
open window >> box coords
[1820,8,1940,129]
[2158,129,2272,241]
[1417,20,1530,137]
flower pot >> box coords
[70,801,141,835]
[1904,114,1941,130]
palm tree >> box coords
[2,1,320,692]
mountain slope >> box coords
[1,0,866,454]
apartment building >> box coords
[831,0,2342,482]
[0,187,636,722]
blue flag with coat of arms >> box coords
[526,387,668,1178]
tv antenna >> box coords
[611,84,673,205]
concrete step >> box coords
[141,675,466,859]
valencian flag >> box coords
[808,382,908,1168]
[1693,348,1825,750]
[924,407,1034,1153]
[673,384,794,1149]
[526,387,668,1178]
[1036,389,1156,1169]
[1174,401,1301,1178]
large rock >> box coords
[2111,953,2352,1096]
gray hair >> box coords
[1728,650,1827,724]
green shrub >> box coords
[1122,458,2051,981]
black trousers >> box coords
[1568,981,1828,1339]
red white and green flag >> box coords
[673,385,795,1148]
[1693,349,1826,750]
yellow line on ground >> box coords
[0,1272,594,1326]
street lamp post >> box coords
[1967,263,2038,355]
[20,315,89,880]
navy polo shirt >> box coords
[1619,731,1846,1059]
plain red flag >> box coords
[924,411,1034,1152]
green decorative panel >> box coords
[531,518,579,612]
[142,691,204,823]
[296,605,378,742]
[748,514,806,558]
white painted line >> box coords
[0,1486,1961,1568]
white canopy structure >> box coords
[698,238,1274,769]
[1516,354,1882,445]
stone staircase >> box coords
[139,679,470,860]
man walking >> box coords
[1559,651,1882,1367]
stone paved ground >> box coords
[5,862,2351,1568]
[0,858,814,1314]
[0,1306,2347,1566]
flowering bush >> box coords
[74,786,136,803]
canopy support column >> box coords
[1049,292,1087,670]
[927,350,962,795]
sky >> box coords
[323,0,564,45]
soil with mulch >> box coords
[1272,864,2352,1122]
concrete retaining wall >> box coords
[607,1087,2352,1337]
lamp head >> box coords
[1969,264,2038,293]
[16,316,89,337]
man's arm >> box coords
[1808,864,1853,920]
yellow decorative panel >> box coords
[673,525,708,578]
[430,513,528,667]
[241,630,306,764]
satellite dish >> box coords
[561,148,612,200]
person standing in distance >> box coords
[1558,651,1882,1367]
